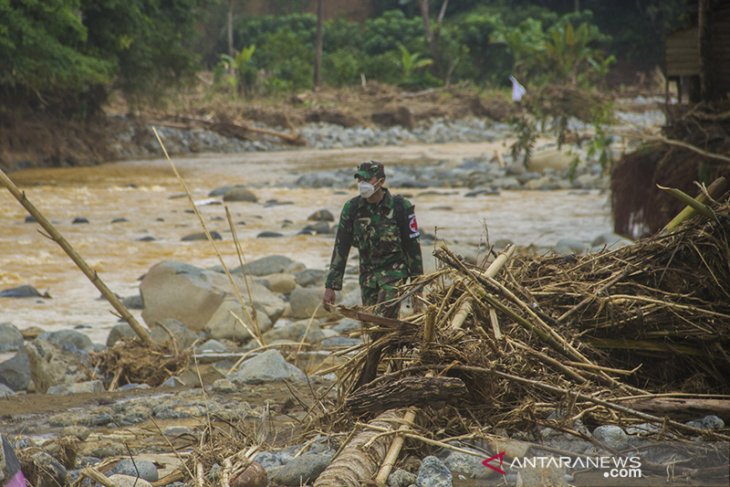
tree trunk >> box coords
[227,0,234,57]
[698,0,710,101]
[313,410,404,487]
[313,0,324,89]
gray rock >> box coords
[24,338,89,393]
[388,468,417,487]
[491,176,522,189]
[257,273,297,294]
[554,239,588,256]
[140,261,226,332]
[253,451,284,470]
[122,294,144,310]
[1,437,22,483]
[181,231,222,241]
[592,425,629,450]
[211,379,237,393]
[39,329,93,354]
[0,323,23,352]
[228,350,306,384]
[150,318,199,348]
[333,318,361,333]
[268,452,332,486]
[294,269,326,287]
[263,321,325,344]
[591,232,633,249]
[47,380,105,395]
[222,187,258,202]
[110,459,159,482]
[307,209,335,222]
[443,449,493,479]
[257,231,283,238]
[625,423,661,436]
[196,339,229,353]
[320,336,363,348]
[301,222,330,235]
[417,456,452,487]
[289,287,331,319]
[106,323,138,347]
[108,475,152,487]
[111,217,129,224]
[209,185,241,197]
[686,415,725,431]
[0,285,47,298]
[0,383,15,397]
[205,298,273,342]
[72,217,89,224]
[234,255,305,276]
[0,351,31,391]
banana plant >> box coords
[397,43,433,84]
[214,45,257,95]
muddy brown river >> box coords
[0,143,612,344]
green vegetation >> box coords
[1,0,686,117]
[0,0,202,116]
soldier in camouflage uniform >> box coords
[323,160,423,386]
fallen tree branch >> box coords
[0,169,153,346]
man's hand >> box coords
[323,288,336,311]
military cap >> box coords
[354,160,386,180]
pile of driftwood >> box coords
[308,185,730,486]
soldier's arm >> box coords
[325,200,355,290]
[402,201,423,277]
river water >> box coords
[0,142,612,344]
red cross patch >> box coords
[408,214,420,239]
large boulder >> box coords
[234,256,305,277]
[0,323,23,352]
[140,261,227,332]
[206,298,273,342]
[257,273,297,295]
[228,350,306,384]
[140,260,287,341]
[0,351,31,391]
[38,330,93,354]
[288,288,331,319]
[149,319,199,348]
[24,337,90,393]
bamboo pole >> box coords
[374,407,417,486]
[661,177,727,232]
[0,168,153,346]
[152,128,263,345]
[449,244,515,330]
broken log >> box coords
[623,397,730,422]
[313,410,403,487]
[345,376,468,415]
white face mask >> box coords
[358,181,376,198]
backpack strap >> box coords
[393,194,410,244]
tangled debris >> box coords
[303,189,730,485]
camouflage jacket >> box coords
[325,188,423,290]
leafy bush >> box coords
[323,49,362,87]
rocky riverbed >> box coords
[4,101,726,487]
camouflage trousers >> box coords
[359,269,405,319]
[356,269,405,389]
